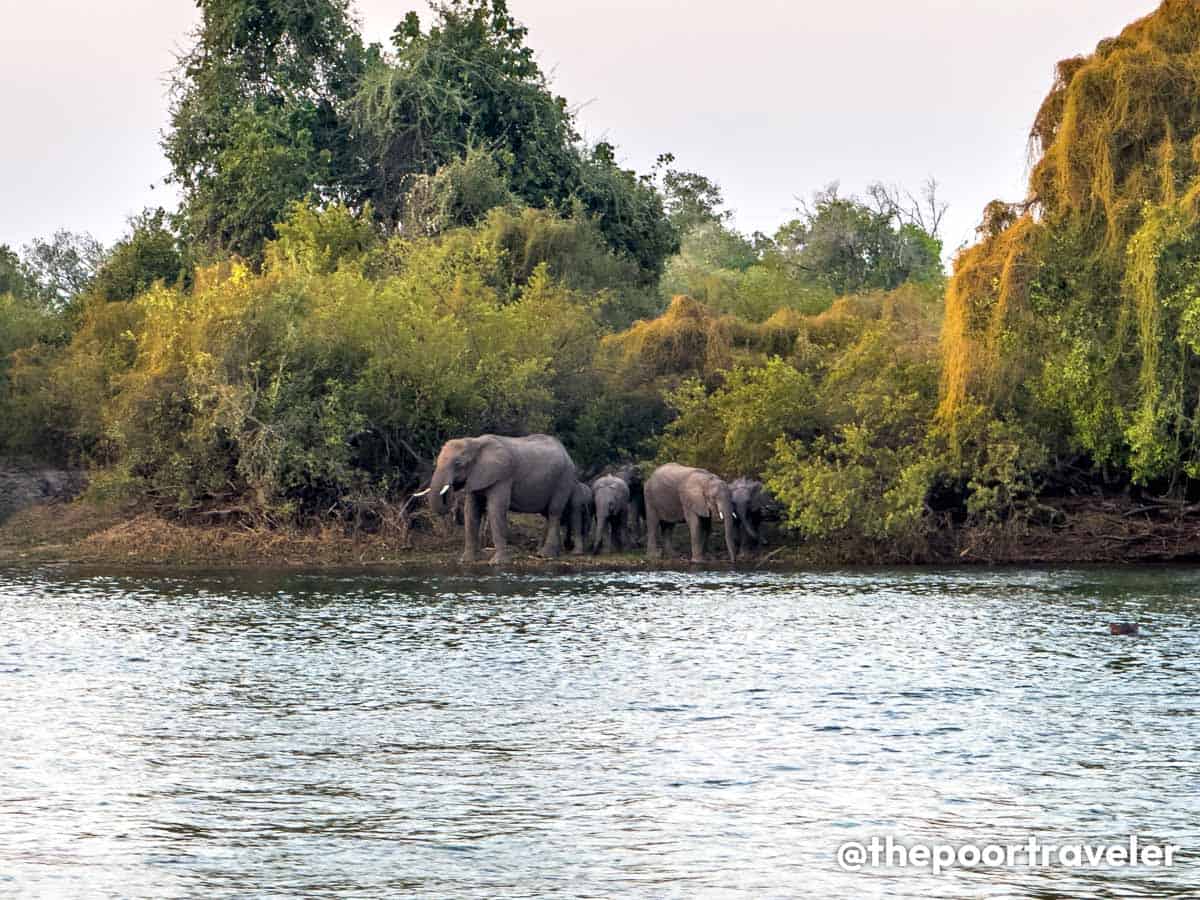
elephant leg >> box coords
[570,500,585,556]
[461,492,483,563]
[687,511,706,563]
[646,506,661,559]
[661,522,675,558]
[614,508,627,552]
[477,496,490,553]
[540,484,569,558]
[486,483,513,565]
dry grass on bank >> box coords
[4,493,1200,571]
[0,502,653,570]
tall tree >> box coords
[20,231,107,309]
[653,153,732,234]
[767,185,942,296]
[349,0,577,225]
[165,0,369,259]
[350,1,677,280]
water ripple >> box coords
[0,565,1197,897]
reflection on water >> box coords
[0,566,1197,897]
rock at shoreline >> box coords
[0,464,86,524]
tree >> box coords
[20,230,106,309]
[0,245,32,299]
[767,185,942,296]
[349,1,678,280]
[400,147,516,236]
[350,0,576,225]
[940,0,1200,491]
[653,153,732,234]
[165,0,368,259]
[91,210,185,302]
[866,178,949,242]
[574,142,678,283]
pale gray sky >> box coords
[0,1,1160,257]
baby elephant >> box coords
[644,463,737,564]
[590,474,631,554]
[613,463,645,545]
[561,481,594,555]
[730,478,771,555]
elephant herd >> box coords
[415,433,773,565]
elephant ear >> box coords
[705,477,723,504]
[464,438,513,492]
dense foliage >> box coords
[6,1,1200,556]
[942,0,1200,494]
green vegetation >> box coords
[6,1,1200,560]
[942,0,1200,491]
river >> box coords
[0,566,1197,897]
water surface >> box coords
[1,566,1197,897]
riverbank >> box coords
[3,489,1200,570]
[0,501,658,570]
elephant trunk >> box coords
[429,466,454,515]
[590,496,608,552]
[720,495,737,564]
[736,498,760,541]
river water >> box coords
[0,566,1197,898]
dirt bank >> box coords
[2,489,1200,571]
[0,502,656,570]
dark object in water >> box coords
[1109,623,1140,636]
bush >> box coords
[402,149,517,237]
[68,204,606,518]
[90,209,185,302]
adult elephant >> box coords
[644,463,737,564]
[590,474,630,554]
[730,478,771,555]
[428,434,577,564]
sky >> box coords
[0,0,1161,259]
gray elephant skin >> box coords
[612,464,645,546]
[730,478,770,554]
[429,434,578,564]
[590,474,630,554]
[561,481,593,555]
[644,463,737,564]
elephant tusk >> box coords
[718,511,724,521]
[439,484,452,497]
[411,488,431,498]
[732,511,739,521]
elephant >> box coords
[644,463,737,564]
[730,478,771,555]
[613,463,645,545]
[426,434,578,564]
[561,481,593,555]
[590,474,630,554]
